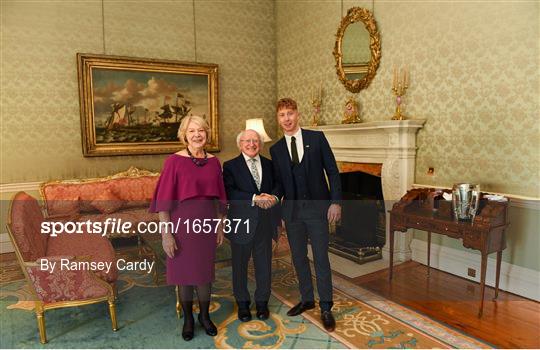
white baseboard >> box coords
[411,238,540,301]
[0,232,14,254]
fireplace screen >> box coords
[331,171,385,263]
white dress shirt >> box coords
[284,128,304,163]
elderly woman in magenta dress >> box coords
[149,115,226,341]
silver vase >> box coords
[452,183,481,221]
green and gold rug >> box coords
[0,255,488,348]
[268,258,489,349]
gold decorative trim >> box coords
[39,166,159,217]
[333,7,381,93]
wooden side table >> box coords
[388,188,509,317]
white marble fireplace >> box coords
[308,120,425,262]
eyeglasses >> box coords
[240,139,260,144]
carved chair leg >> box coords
[112,282,118,301]
[152,253,158,285]
[137,234,142,257]
[108,297,119,331]
[35,304,47,344]
[175,285,183,318]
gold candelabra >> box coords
[310,85,322,126]
[391,67,409,120]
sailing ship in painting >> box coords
[95,93,194,144]
[91,67,210,145]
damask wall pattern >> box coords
[1,0,276,183]
[276,0,539,198]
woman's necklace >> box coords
[187,147,208,167]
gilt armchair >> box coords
[6,192,119,344]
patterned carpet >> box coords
[268,258,489,349]
[0,251,489,348]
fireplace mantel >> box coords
[307,119,426,262]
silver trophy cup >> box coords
[452,183,481,221]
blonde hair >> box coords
[177,115,210,146]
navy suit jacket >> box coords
[269,128,342,221]
[222,154,281,244]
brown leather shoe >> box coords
[287,301,316,316]
[321,311,336,332]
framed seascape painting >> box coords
[77,53,219,156]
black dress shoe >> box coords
[182,329,194,341]
[256,302,269,320]
[238,307,252,322]
[321,311,336,332]
[256,307,270,320]
[198,314,218,336]
[287,301,316,316]
[182,320,194,341]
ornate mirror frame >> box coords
[333,7,381,93]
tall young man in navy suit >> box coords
[223,129,281,322]
[270,98,342,332]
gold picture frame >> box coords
[77,53,219,157]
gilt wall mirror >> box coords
[333,7,381,93]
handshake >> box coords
[254,193,278,209]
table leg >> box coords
[478,252,488,317]
[494,250,502,301]
[427,231,431,276]
[389,229,395,280]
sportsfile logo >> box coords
[41,218,133,237]
[40,218,251,237]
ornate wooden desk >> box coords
[388,188,509,317]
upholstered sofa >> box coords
[39,167,160,239]
[6,192,119,344]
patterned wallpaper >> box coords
[0,0,276,183]
[2,0,538,197]
[276,0,539,198]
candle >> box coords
[393,67,397,90]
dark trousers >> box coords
[285,202,333,311]
[231,220,272,307]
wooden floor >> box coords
[2,252,539,348]
[347,261,540,349]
